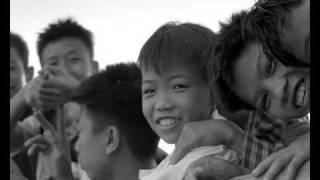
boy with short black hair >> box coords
[247,0,309,67]
[25,63,160,180]
[207,10,309,179]
[10,18,98,180]
[138,22,244,180]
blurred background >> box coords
[10,0,255,154]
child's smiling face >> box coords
[141,61,212,144]
[231,41,309,120]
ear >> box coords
[25,66,34,82]
[91,60,99,73]
[104,126,120,155]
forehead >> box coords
[141,60,203,80]
[10,47,23,63]
[41,37,90,60]
[231,41,262,106]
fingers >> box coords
[285,156,306,180]
[27,144,48,156]
[170,136,194,165]
[252,153,277,177]
[34,111,56,134]
[24,135,49,156]
[24,134,47,148]
[56,106,66,138]
[39,87,61,97]
[263,155,291,180]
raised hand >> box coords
[24,107,74,180]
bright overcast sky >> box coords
[10,0,255,154]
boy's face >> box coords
[231,41,309,120]
[141,62,212,144]
[10,47,26,98]
[41,37,95,82]
[280,0,309,64]
[76,106,108,180]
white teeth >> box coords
[158,118,179,127]
[296,82,306,106]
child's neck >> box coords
[111,152,156,180]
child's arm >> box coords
[252,132,309,180]
[184,155,249,180]
[170,119,245,164]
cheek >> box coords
[142,100,153,124]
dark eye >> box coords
[261,93,270,111]
[266,60,279,76]
[172,84,189,91]
[70,57,80,63]
[143,89,155,96]
[10,65,17,71]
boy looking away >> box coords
[25,63,160,180]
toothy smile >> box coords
[156,117,181,127]
[294,80,307,107]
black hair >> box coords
[207,10,256,113]
[10,32,29,70]
[37,18,94,64]
[247,0,308,67]
[74,62,159,161]
[138,22,217,84]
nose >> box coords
[264,76,287,100]
[154,92,174,112]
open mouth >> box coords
[156,116,182,128]
[293,79,307,108]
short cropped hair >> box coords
[138,22,216,84]
[10,32,29,70]
[207,11,256,112]
[74,63,159,161]
[247,0,308,67]
[37,18,94,64]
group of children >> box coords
[10,0,310,180]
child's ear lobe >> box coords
[105,126,120,154]
[26,67,34,82]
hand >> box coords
[252,133,310,180]
[23,76,56,110]
[170,119,244,164]
[24,107,74,179]
[38,65,81,107]
[183,155,248,180]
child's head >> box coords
[37,18,98,82]
[10,32,33,98]
[138,22,216,144]
[74,63,159,180]
[208,11,309,120]
[248,0,309,66]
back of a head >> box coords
[138,22,217,84]
[74,62,159,161]
[247,0,307,67]
[37,18,94,63]
[10,32,29,70]
[207,10,256,113]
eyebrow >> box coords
[167,74,187,81]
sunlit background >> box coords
[10,0,255,154]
